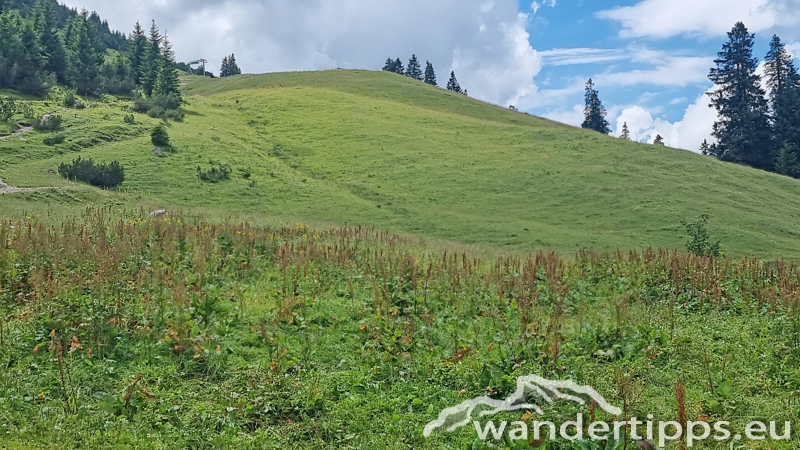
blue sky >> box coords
[64,0,800,152]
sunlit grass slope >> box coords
[3,70,800,258]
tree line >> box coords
[382,54,468,95]
[220,54,241,78]
[0,0,182,117]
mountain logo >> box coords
[423,374,622,437]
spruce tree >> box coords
[128,21,146,85]
[764,35,800,161]
[140,20,162,95]
[775,143,799,177]
[228,53,241,75]
[393,57,404,75]
[708,22,773,170]
[406,54,422,80]
[382,57,395,72]
[653,134,664,145]
[67,9,101,95]
[581,79,611,134]
[446,70,461,93]
[220,55,229,77]
[620,122,631,140]
[33,0,66,82]
[423,61,436,86]
[700,139,711,155]
[153,34,180,100]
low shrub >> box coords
[123,114,135,124]
[681,214,722,257]
[43,134,65,146]
[198,162,231,183]
[33,114,63,131]
[133,92,183,121]
[58,157,125,188]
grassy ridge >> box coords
[2,70,800,257]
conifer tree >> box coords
[764,34,800,163]
[67,9,101,95]
[775,143,799,177]
[153,34,180,99]
[220,55,229,77]
[446,70,461,93]
[620,122,630,140]
[406,54,422,80]
[653,134,664,145]
[393,57,404,75]
[382,57,395,72]
[423,61,437,86]
[581,79,611,134]
[128,21,146,85]
[700,139,711,155]
[33,0,66,82]
[708,22,773,170]
[140,20,162,95]
[228,53,241,75]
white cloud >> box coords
[62,0,542,109]
[596,56,713,87]
[596,0,780,39]
[615,94,717,151]
[543,104,584,127]
[669,97,689,105]
[539,48,628,66]
[531,0,556,14]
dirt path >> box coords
[0,124,33,141]
[0,178,39,194]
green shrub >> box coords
[43,134,65,146]
[58,157,125,188]
[151,124,170,147]
[681,214,722,257]
[0,98,18,122]
[197,162,232,183]
[123,114,135,124]
[32,114,63,131]
[63,92,76,108]
[133,92,183,121]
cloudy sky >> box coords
[62,0,800,152]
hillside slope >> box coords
[2,70,800,258]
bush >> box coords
[123,114,135,124]
[681,214,722,257]
[63,92,76,108]
[133,92,183,121]
[151,124,170,147]
[58,157,125,188]
[32,114,63,131]
[0,98,17,122]
[43,134,65,146]
[197,162,232,183]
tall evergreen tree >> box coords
[764,34,800,168]
[700,139,711,155]
[139,20,162,95]
[581,78,611,134]
[406,54,422,80]
[393,57,404,75]
[153,33,180,99]
[128,21,146,85]
[382,57,396,72]
[228,53,241,75]
[220,55,229,77]
[446,70,461,93]
[775,143,799,177]
[66,9,101,95]
[423,61,436,86]
[620,122,630,140]
[653,134,664,145]
[33,0,66,82]
[708,22,773,170]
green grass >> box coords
[3,71,800,258]
[1,214,798,449]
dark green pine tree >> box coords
[581,79,611,134]
[220,55,229,77]
[406,54,422,80]
[653,134,664,145]
[423,61,436,86]
[446,70,461,93]
[393,57,404,75]
[382,57,398,72]
[153,34,180,100]
[700,139,711,155]
[128,21,147,85]
[66,9,102,95]
[33,0,66,83]
[775,143,799,177]
[228,53,241,75]
[620,122,631,140]
[139,20,162,95]
[708,22,773,170]
[764,34,800,172]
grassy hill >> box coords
[2,70,800,258]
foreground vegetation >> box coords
[0,210,798,449]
